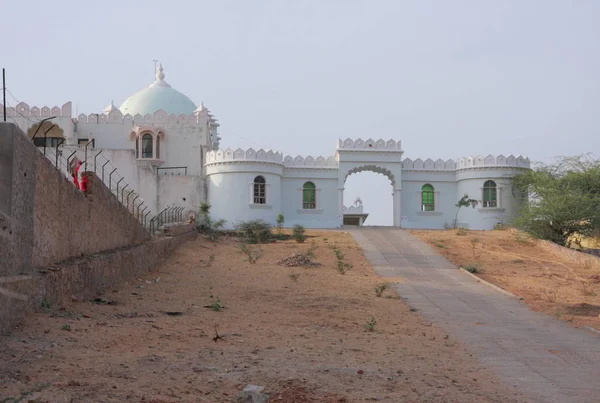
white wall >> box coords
[281,177,339,228]
[207,163,283,229]
[401,171,458,229]
[455,168,525,230]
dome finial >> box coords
[156,63,165,81]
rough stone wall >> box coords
[0,231,196,334]
[0,123,150,276]
[0,123,37,276]
[32,165,150,267]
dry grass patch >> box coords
[0,230,524,403]
[411,229,600,330]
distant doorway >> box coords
[343,171,393,226]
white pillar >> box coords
[338,187,344,228]
[393,188,402,227]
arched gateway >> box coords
[337,138,404,227]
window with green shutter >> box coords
[421,184,435,211]
[303,182,316,209]
[483,180,497,207]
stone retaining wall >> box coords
[0,232,196,335]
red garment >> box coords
[72,161,81,189]
[80,174,88,192]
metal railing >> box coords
[148,206,185,234]
[31,138,186,234]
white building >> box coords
[4,65,530,230]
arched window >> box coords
[253,176,266,204]
[141,134,153,158]
[483,180,497,207]
[421,184,434,211]
[303,181,316,209]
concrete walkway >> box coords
[349,227,600,403]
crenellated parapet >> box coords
[205,148,284,165]
[337,138,402,151]
[402,158,456,171]
[402,154,530,171]
[283,155,337,168]
[456,154,530,170]
[77,109,207,126]
[3,102,72,118]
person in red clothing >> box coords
[79,171,88,192]
[69,158,86,191]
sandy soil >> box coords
[0,231,523,402]
[411,228,600,331]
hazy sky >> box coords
[3,1,599,224]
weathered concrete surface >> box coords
[0,231,196,334]
[349,227,600,403]
[0,122,150,278]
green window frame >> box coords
[483,180,497,207]
[303,181,316,209]
[421,184,435,211]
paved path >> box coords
[349,227,600,403]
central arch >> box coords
[344,166,395,226]
[336,139,404,227]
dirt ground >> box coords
[0,231,524,403]
[411,229,600,331]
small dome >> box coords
[119,64,197,116]
[103,100,118,114]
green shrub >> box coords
[292,225,306,243]
[363,317,377,332]
[375,283,389,297]
[455,227,467,236]
[239,243,263,264]
[337,260,352,274]
[197,202,226,241]
[236,220,272,244]
[276,213,285,234]
[464,265,479,274]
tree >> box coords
[512,154,600,247]
[453,195,478,228]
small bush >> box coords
[207,297,223,311]
[337,260,352,274]
[289,273,300,282]
[464,265,479,274]
[236,220,272,244]
[61,324,71,331]
[514,231,532,245]
[333,249,344,260]
[493,222,506,230]
[455,228,467,236]
[239,243,263,264]
[363,317,377,332]
[197,202,226,241]
[435,243,446,249]
[292,225,306,243]
[541,284,560,302]
[375,283,389,297]
[41,299,51,310]
[276,213,285,234]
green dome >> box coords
[119,64,197,116]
